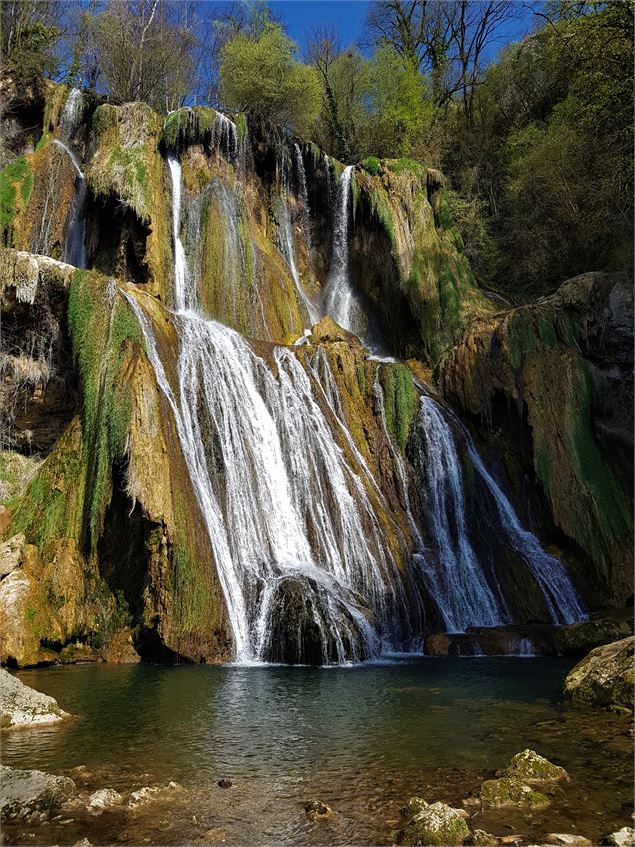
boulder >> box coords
[0,668,70,729]
[554,615,633,655]
[400,797,430,818]
[396,800,470,846]
[305,799,336,821]
[479,777,550,810]
[87,788,124,810]
[545,835,592,846]
[498,749,568,784]
[564,637,634,710]
[602,828,635,847]
[0,764,75,817]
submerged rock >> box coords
[468,831,498,846]
[0,668,70,729]
[602,828,635,847]
[498,749,568,784]
[545,835,592,846]
[397,800,470,846]
[479,777,550,810]
[305,799,336,821]
[87,788,124,810]
[564,637,634,711]
[128,786,160,808]
[0,764,75,817]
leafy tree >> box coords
[219,23,323,137]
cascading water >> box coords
[51,88,87,268]
[167,156,192,312]
[412,394,586,630]
[412,396,507,632]
[465,436,586,624]
[278,156,321,326]
[323,166,368,341]
[135,154,420,664]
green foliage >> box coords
[0,157,33,245]
[364,47,434,158]
[1,1,61,86]
[219,24,323,138]
[361,156,382,176]
[380,363,419,452]
[162,107,219,151]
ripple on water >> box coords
[3,658,632,845]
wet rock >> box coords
[602,828,635,847]
[87,788,124,810]
[396,801,470,846]
[469,831,498,846]
[0,534,25,579]
[217,779,232,789]
[73,840,93,847]
[498,749,568,784]
[0,668,70,729]
[554,614,633,655]
[545,835,592,846]
[305,799,336,821]
[564,637,634,711]
[400,796,429,818]
[479,777,550,810]
[0,765,75,818]
[128,786,160,808]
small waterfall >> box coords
[294,143,310,214]
[412,396,506,632]
[167,156,191,311]
[278,156,321,326]
[58,88,83,139]
[465,438,586,624]
[216,112,238,163]
[48,138,87,269]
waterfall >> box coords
[278,156,321,326]
[465,439,586,625]
[412,396,507,632]
[294,143,310,214]
[413,394,586,630]
[128,152,421,664]
[167,156,191,312]
[59,87,83,139]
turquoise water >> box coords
[4,658,633,845]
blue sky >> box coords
[269,0,538,60]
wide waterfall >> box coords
[150,139,585,662]
[145,151,424,664]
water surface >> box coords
[4,658,632,845]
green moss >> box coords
[235,112,248,141]
[162,106,221,151]
[361,156,382,176]
[356,361,367,397]
[380,363,419,452]
[0,156,33,244]
[386,158,425,177]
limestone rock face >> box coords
[0,668,70,728]
[0,765,75,817]
[438,271,634,605]
[0,533,25,579]
[564,636,634,710]
[397,800,470,846]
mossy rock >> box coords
[498,749,568,784]
[397,801,469,846]
[469,831,498,846]
[400,797,429,819]
[479,776,550,810]
[564,636,634,711]
[554,616,633,655]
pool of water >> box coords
[4,657,633,845]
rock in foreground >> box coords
[397,799,470,846]
[0,764,75,818]
[305,798,336,821]
[0,668,70,729]
[602,828,635,847]
[498,749,568,784]
[564,637,634,711]
[479,776,550,810]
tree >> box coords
[1,0,62,86]
[219,23,323,137]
